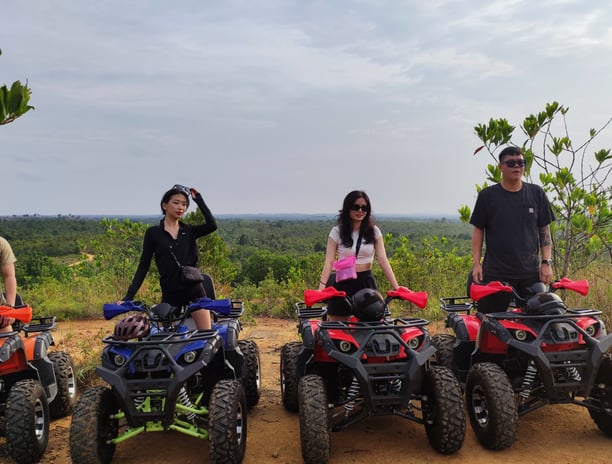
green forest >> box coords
[0,214,609,327]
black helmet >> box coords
[525,293,567,315]
[352,288,385,322]
[114,313,150,340]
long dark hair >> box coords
[337,190,375,247]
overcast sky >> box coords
[2,0,611,217]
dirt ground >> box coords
[1,316,610,464]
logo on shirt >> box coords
[528,207,534,214]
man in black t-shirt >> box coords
[470,146,555,313]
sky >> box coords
[2,0,612,217]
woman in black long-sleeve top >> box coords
[123,184,218,330]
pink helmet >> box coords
[113,314,150,340]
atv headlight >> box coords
[585,324,597,337]
[183,351,197,363]
[407,337,421,350]
[113,354,126,366]
[514,329,528,341]
[338,340,353,353]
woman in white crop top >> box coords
[318,191,399,318]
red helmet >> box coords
[114,314,150,340]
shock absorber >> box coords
[520,360,538,399]
[177,386,196,420]
[565,362,582,382]
[344,377,360,416]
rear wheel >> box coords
[69,386,119,464]
[589,353,612,437]
[209,380,247,464]
[431,334,455,369]
[422,366,465,454]
[466,362,518,450]
[6,379,49,464]
[48,350,78,418]
[298,375,330,464]
[280,342,301,412]
[239,339,261,409]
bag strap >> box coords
[355,229,364,258]
[168,246,183,270]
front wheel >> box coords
[238,339,261,409]
[298,375,330,464]
[6,379,49,464]
[466,362,518,450]
[48,350,78,418]
[69,386,119,464]
[209,380,247,464]
[422,366,465,454]
[589,353,612,437]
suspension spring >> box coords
[520,360,538,399]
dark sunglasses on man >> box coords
[502,160,526,168]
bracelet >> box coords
[320,280,326,286]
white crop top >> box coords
[329,225,382,265]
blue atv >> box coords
[69,296,260,464]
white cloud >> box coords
[1,0,610,216]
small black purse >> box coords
[169,248,204,284]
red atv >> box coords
[433,278,612,450]
[280,286,465,463]
[0,300,77,463]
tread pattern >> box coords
[298,375,330,464]
[69,386,118,464]
[280,342,301,412]
[466,362,518,450]
[422,366,466,454]
[48,351,77,418]
[209,380,247,464]
[239,339,261,409]
[6,379,49,464]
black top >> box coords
[123,193,217,301]
[470,182,555,279]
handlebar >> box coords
[103,297,234,321]
[469,278,589,305]
[303,286,428,309]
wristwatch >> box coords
[541,259,553,265]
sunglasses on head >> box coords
[351,204,368,212]
[502,159,526,168]
[172,184,191,196]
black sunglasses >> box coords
[502,159,526,168]
[172,184,191,196]
[351,204,368,212]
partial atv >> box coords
[281,286,465,464]
[434,278,612,450]
[69,296,259,464]
[0,301,77,464]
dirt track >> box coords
[1,317,610,463]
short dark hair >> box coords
[498,146,523,163]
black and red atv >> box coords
[0,300,77,464]
[433,278,612,450]
[280,286,465,464]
